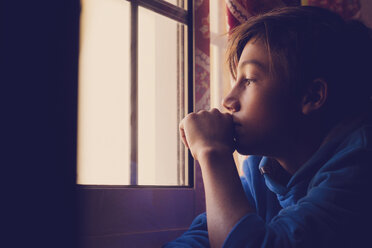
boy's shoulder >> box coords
[335,112,372,152]
[307,112,372,187]
[321,111,372,153]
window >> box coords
[78,0,193,186]
[77,2,206,247]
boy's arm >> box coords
[198,149,254,247]
[179,109,255,247]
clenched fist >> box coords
[179,108,236,161]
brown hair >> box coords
[226,6,372,117]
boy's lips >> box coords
[233,122,241,142]
[232,117,242,135]
[233,122,242,134]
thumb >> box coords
[179,121,189,149]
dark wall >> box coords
[1,1,80,247]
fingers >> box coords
[179,108,233,150]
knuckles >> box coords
[210,108,220,114]
[181,109,232,127]
[185,112,197,121]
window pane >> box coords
[77,0,130,185]
[164,0,187,9]
[138,7,188,185]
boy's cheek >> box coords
[234,114,284,155]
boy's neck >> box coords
[274,110,369,175]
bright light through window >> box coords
[138,7,188,185]
[78,0,131,185]
[77,0,190,186]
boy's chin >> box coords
[235,143,254,156]
[235,140,264,156]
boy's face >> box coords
[223,39,300,156]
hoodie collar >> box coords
[259,111,371,208]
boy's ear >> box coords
[301,78,328,115]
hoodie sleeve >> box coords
[162,212,210,248]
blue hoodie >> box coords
[164,112,372,247]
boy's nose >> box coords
[222,93,240,113]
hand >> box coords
[179,108,235,161]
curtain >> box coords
[195,0,211,112]
[226,0,301,31]
[226,0,361,32]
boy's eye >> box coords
[243,78,255,86]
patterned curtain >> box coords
[226,0,301,31]
[226,0,360,32]
[195,0,210,112]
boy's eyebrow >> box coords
[238,59,267,71]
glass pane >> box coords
[77,0,130,185]
[138,7,188,185]
[164,0,187,9]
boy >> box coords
[165,6,372,248]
